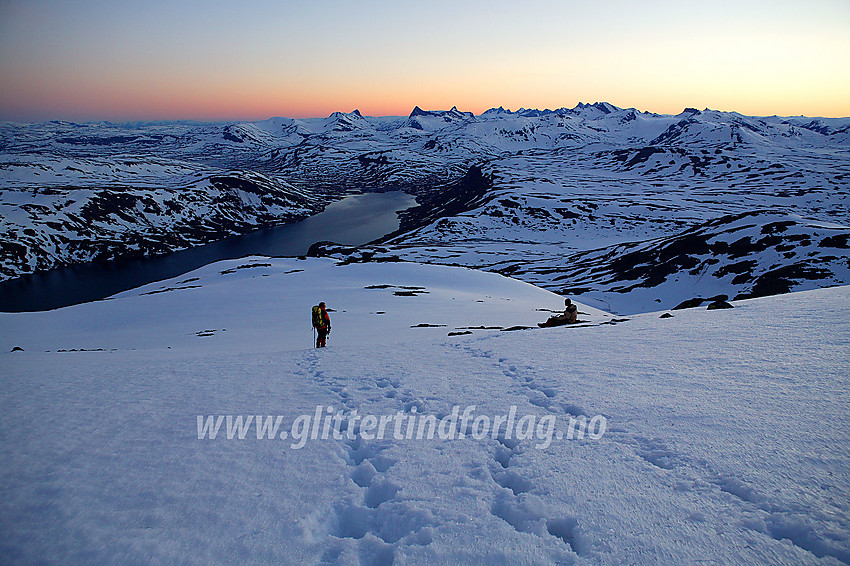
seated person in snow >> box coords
[539,298,579,327]
[562,299,578,324]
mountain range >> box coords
[1,103,848,312]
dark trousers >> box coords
[316,327,328,348]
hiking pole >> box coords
[312,327,316,348]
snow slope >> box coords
[1,258,847,564]
[0,257,609,354]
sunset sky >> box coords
[1,0,848,122]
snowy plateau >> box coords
[0,104,849,564]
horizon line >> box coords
[2,102,850,125]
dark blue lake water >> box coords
[0,191,416,312]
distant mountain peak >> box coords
[409,106,472,117]
[409,106,429,118]
[574,102,618,114]
[328,109,362,120]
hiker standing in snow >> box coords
[312,302,331,348]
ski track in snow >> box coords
[458,342,592,555]
[284,330,848,563]
[289,341,591,563]
[451,319,848,565]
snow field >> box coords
[0,257,610,355]
[0,259,847,564]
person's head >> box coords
[319,302,326,309]
[564,298,571,306]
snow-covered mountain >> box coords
[1,103,848,310]
[1,258,847,563]
[0,154,320,280]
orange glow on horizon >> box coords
[1,0,848,121]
